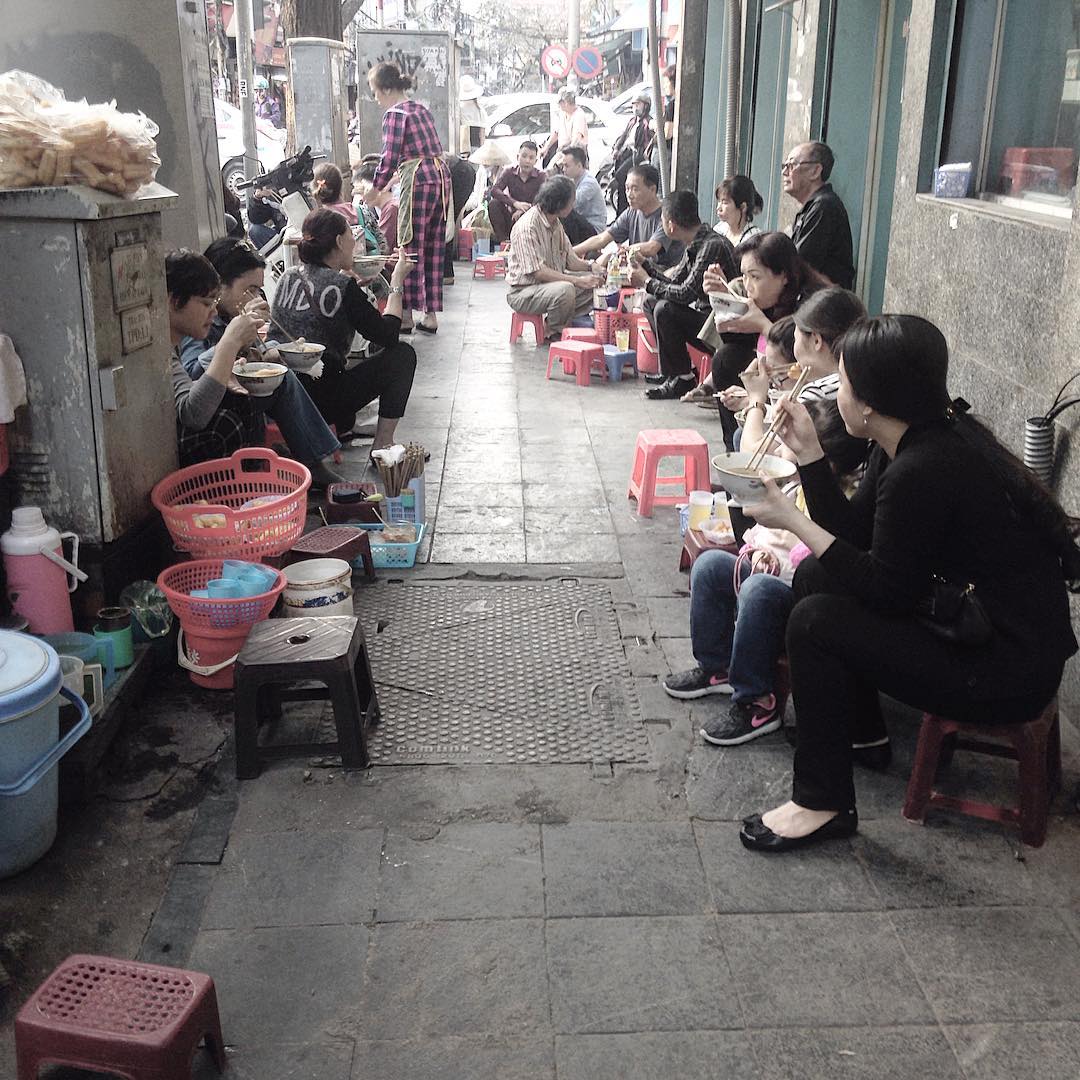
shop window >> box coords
[938,0,1078,217]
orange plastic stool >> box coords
[627,428,711,516]
[509,311,545,345]
[473,254,506,279]
[546,341,606,386]
[687,344,712,385]
[902,697,1061,847]
[15,954,225,1080]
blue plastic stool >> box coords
[603,344,638,380]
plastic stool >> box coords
[561,327,603,345]
[617,287,639,312]
[510,311,545,345]
[15,954,225,1080]
[473,254,506,279]
[687,344,712,385]
[603,344,637,380]
[546,341,606,386]
[458,227,475,259]
[902,696,1061,847]
[636,322,660,374]
[627,428,711,517]
[286,525,375,581]
[233,615,380,779]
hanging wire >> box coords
[1045,370,1080,420]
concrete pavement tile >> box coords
[645,596,692,637]
[378,823,543,921]
[660,636,695,673]
[523,482,606,507]
[526,532,621,563]
[750,1026,963,1079]
[625,640,670,676]
[944,1022,1080,1079]
[430,532,526,562]
[686,740,793,821]
[193,1039,355,1079]
[634,676,690,723]
[1001,816,1080,904]
[442,461,521,484]
[615,603,653,639]
[186,925,367,1044]
[139,864,218,966]
[360,919,549,1038]
[438,482,523,506]
[546,916,737,1033]
[352,1035,555,1079]
[890,907,1080,1023]
[555,1031,762,1080]
[435,505,523,533]
[522,460,602,484]
[524,506,614,533]
[542,822,709,916]
[201,828,382,929]
[694,821,881,913]
[851,816,1039,909]
[519,428,593,448]
[717,912,934,1027]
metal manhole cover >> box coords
[356,581,650,765]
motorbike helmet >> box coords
[254,75,270,90]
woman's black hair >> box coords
[369,62,413,93]
[203,236,266,285]
[794,285,867,357]
[313,162,344,204]
[765,315,796,367]
[839,314,1080,587]
[297,207,349,264]
[536,175,576,214]
[715,175,759,222]
[734,231,828,317]
[165,250,220,306]
[805,398,867,479]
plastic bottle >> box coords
[0,507,85,634]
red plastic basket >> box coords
[151,448,311,560]
[157,560,285,632]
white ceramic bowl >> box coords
[353,254,388,278]
[711,451,798,504]
[275,341,326,371]
[233,361,287,397]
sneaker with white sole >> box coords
[663,666,734,699]
[700,694,781,745]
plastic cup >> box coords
[614,328,631,352]
[221,559,251,580]
[687,490,714,532]
[207,579,243,599]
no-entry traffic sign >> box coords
[541,44,571,79]
[572,46,604,81]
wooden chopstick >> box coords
[746,366,812,472]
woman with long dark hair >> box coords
[270,208,417,450]
[714,175,761,246]
[365,62,450,335]
[736,314,1079,851]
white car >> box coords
[482,94,617,169]
[214,99,287,195]
[609,81,652,117]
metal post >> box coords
[567,0,581,90]
[647,0,670,195]
[235,0,258,183]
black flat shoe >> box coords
[416,322,438,335]
[643,372,666,384]
[739,809,858,852]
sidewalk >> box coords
[4,272,1080,1079]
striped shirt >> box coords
[506,206,573,287]
[798,372,840,403]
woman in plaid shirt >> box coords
[365,62,450,336]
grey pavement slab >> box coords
[201,828,383,929]
[525,532,622,563]
[434,505,523,533]
[546,916,738,1033]
[193,1038,355,1079]
[687,740,795,821]
[645,595,693,637]
[430,532,527,562]
[186,925,368,1045]
[944,1022,1080,1079]
[555,1030,763,1080]
[378,823,543,921]
[660,636,696,674]
[542,822,710,916]
[890,907,1080,1023]
[359,919,550,1039]
[716,911,934,1028]
[352,1035,556,1079]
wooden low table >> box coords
[679,528,739,571]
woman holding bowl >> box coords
[737,314,1079,851]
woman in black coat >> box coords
[736,314,1079,852]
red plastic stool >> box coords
[561,327,603,346]
[509,311,545,345]
[902,697,1061,847]
[265,419,343,465]
[627,428,711,516]
[546,341,606,386]
[458,227,475,259]
[473,254,506,279]
[15,954,225,1080]
[617,287,639,312]
[688,344,712,385]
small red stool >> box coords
[902,697,1061,847]
[617,287,639,312]
[473,254,506,280]
[546,341,606,386]
[458,227,475,259]
[678,528,738,570]
[627,428,711,517]
[687,344,712,385]
[561,327,603,346]
[509,311,545,345]
[15,954,225,1080]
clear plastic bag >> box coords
[0,69,160,197]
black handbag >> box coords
[915,576,993,647]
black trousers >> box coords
[562,210,598,247]
[297,341,417,434]
[644,295,707,379]
[786,557,1061,813]
[711,333,759,450]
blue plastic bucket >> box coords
[0,631,91,878]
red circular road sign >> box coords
[541,44,571,79]
[572,46,604,81]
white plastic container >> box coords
[281,558,353,617]
[687,491,714,531]
[0,631,91,878]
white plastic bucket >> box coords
[282,558,353,617]
[0,631,91,878]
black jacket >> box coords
[791,183,855,289]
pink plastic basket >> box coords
[151,448,311,559]
[157,560,285,632]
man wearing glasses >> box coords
[782,142,854,289]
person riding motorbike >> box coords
[610,95,654,215]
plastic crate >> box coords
[355,524,425,569]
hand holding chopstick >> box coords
[746,366,812,472]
